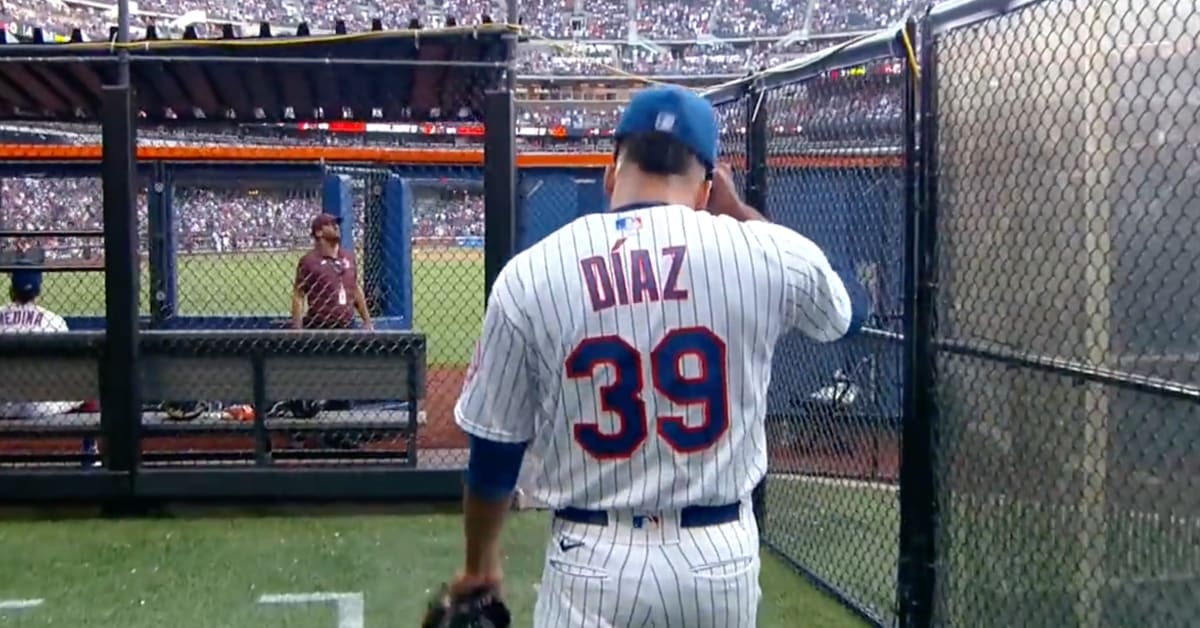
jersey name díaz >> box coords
[580,244,689,311]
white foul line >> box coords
[0,599,44,611]
[258,592,364,628]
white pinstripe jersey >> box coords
[0,302,77,418]
[455,204,856,511]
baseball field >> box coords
[4,473,1194,627]
[12,249,1195,626]
[0,506,870,628]
[37,248,485,367]
[10,248,874,626]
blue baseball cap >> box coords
[10,264,42,295]
[615,85,719,175]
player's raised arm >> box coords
[451,268,539,594]
[750,221,869,342]
[705,163,768,222]
[706,163,869,341]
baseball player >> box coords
[447,85,868,627]
[0,266,97,464]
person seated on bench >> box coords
[0,265,97,465]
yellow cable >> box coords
[899,24,921,79]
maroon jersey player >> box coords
[291,213,374,330]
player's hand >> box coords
[705,163,743,216]
[422,573,510,628]
[361,319,375,332]
[706,163,766,222]
[290,319,304,330]
[449,567,503,598]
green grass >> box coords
[0,511,867,628]
[38,250,485,367]
[764,474,1200,628]
[765,476,899,626]
[2,479,1191,628]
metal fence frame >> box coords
[0,26,521,507]
[706,17,921,626]
[705,0,1199,626]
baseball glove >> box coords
[420,583,511,628]
[163,401,207,421]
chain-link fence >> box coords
[0,172,149,466]
[405,174,486,470]
[171,179,320,320]
[0,157,495,472]
[712,55,907,626]
[0,21,512,501]
[0,174,150,318]
[0,160,488,470]
[135,328,426,469]
[705,0,1200,626]
[931,1,1200,626]
[143,167,427,467]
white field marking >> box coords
[258,592,364,628]
[772,473,899,493]
[0,599,43,611]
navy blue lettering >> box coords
[586,248,690,312]
[629,249,660,304]
[2,310,42,327]
[609,251,630,306]
[581,256,615,311]
[662,245,689,301]
[566,328,729,460]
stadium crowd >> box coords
[2,0,918,43]
[0,177,483,258]
[0,0,909,251]
[516,38,834,77]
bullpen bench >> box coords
[0,330,463,503]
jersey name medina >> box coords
[1,306,46,328]
[0,303,66,332]
[0,302,74,418]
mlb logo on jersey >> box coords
[632,515,661,530]
[614,215,643,234]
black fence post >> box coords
[147,161,176,327]
[99,83,141,477]
[744,83,770,533]
[744,84,769,216]
[896,17,938,628]
[483,12,518,303]
[482,89,517,303]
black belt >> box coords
[554,503,740,528]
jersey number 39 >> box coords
[565,326,728,459]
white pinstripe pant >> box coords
[533,502,761,628]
